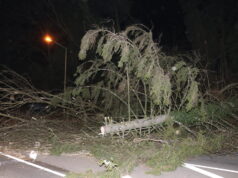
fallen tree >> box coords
[100,115,169,135]
[0,66,102,132]
[74,25,201,131]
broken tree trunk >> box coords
[100,114,169,135]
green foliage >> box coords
[150,71,171,106]
[74,25,201,119]
[79,30,100,60]
[146,133,226,175]
[99,159,118,171]
[185,81,199,111]
[83,137,158,174]
[172,98,238,125]
[76,129,231,177]
[205,99,238,120]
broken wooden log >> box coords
[100,115,169,135]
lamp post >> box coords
[43,34,68,93]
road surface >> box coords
[0,152,238,178]
[0,155,65,178]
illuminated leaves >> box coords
[75,25,200,114]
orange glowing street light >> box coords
[43,34,68,93]
[44,34,53,44]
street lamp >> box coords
[43,34,68,93]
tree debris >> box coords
[100,115,169,135]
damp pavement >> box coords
[0,151,238,178]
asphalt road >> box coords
[131,153,238,178]
[0,152,238,178]
[0,155,65,178]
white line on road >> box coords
[0,152,66,177]
[183,163,224,178]
[186,163,238,174]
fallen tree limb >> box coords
[0,112,28,123]
[100,115,169,135]
[0,66,100,120]
[0,123,28,132]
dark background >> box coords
[1,0,238,91]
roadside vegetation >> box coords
[0,25,237,178]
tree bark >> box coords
[100,115,169,135]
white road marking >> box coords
[0,152,66,177]
[183,163,224,178]
[121,175,132,178]
[186,163,238,174]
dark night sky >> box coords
[1,0,237,90]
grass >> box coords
[1,99,237,178]
[1,125,237,178]
[63,129,236,178]
[49,137,81,155]
[67,169,121,178]
[145,133,225,175]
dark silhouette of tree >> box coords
[179,0,238,82]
